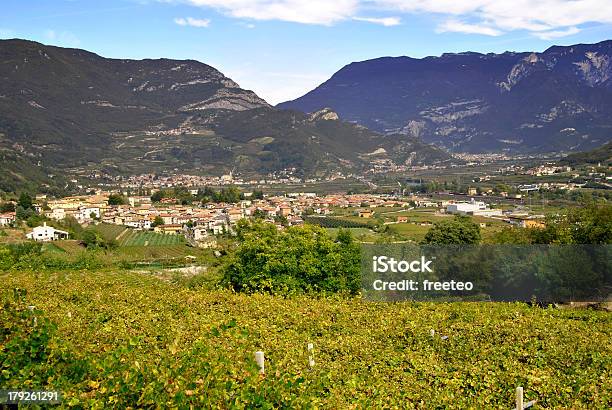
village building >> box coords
[446,199,502,217]
[358,209,374,218]
[153,224,183,235]
[0,212,16,227]
[26,223,69,242]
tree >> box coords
[423,216,481,245]
[18,193,33,210]
[15,206,35,221]
[152,216,164,227]
[252,190,264,200]
[336,228,354,245]
[81,229,101,248]
[218,186,241,203]
[151,191,164,203]
[252,209,267,219]
[0,202,15,213]
[223,220,361,295]
[108,194,127,206]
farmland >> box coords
[90,224,185,247]
[118,230,185,247]
[91,224,126,242]
[1,270,610,408]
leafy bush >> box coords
[222,220,360,294]
[423,215,481,244]
[0,243,103,271]
[493,204,612,244]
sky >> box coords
[1,1,612,104]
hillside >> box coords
[279,40,612,154]
[560,141,612,165]
[0,40,452,189]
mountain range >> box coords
[0,39,452,192]
[279,40,612,154]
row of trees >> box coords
[149,186,257,205]
[418,204,611,245]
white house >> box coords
[446,199,502,217]
[26,223,69,242]
[46,207,66,221]
[0,212,16,227]
[78,206,101,222]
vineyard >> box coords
[1,270,610,408]
[303,216,372,229]
[91,224,126,241]
[118,230,185,247]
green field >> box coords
[1,270,610,408]
[91,224,126,241]
[119,230,185,247]
[52,240,86,254]
[387,223,432,242]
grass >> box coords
[41,242,67,254]
[0,228,25,244]
[119,230,185,247]
[91,223,126,241]
[52,240,86,255]
[387,223,431,242]
[1,270,610,408]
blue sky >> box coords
[1,0,611,103]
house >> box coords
[26,223,69,242]
[184,225,217,248]
[467,187,478,196]
[446,199,503,217]
[279,206,292,217]
[358,209,373,218]
[509,216,545,229]
[396,216,408,223]
[153,224,183,235]
[0,212,16,227]
[77,206,101,222]
[46,207,66,221]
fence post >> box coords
[255,351,265,375]
[307,343,315,368]
[28,305,37,326]
[516,386,523,410]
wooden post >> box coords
[28,305,37,326]
[255,351,265,375]
[307,343,315,368]
[516,386,523,410]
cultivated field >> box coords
[1,270,610,408]
[118,230,185,247]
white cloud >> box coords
[167,0,611,38]
[174,17,211,27]
[182,0,359,25]
[436,20,502,36]
[532,26,581,40]
[353,16,401,26]
[376,0,612,35]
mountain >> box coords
[560,142,612,166]
[0,39,452,192]
[279,40,612,154]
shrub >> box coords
[222,220,360,295]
